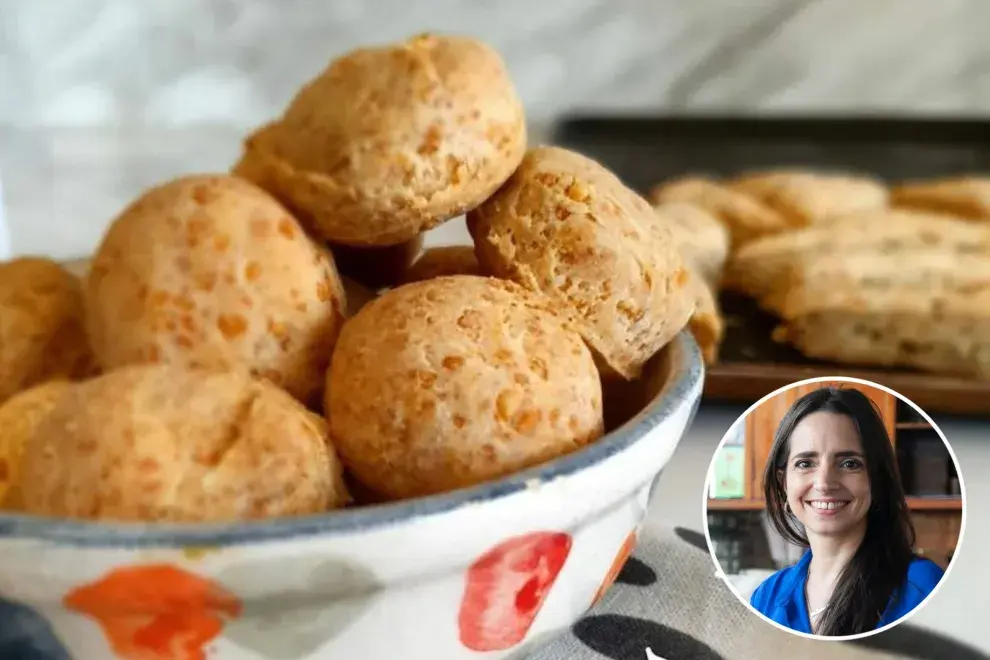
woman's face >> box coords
[782,411,872,539]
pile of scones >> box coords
[0,34,711,523]
[7,33,983,524]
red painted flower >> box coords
[458,531,572,652]
[64,564,242,660]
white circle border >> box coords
[699,375,968,643]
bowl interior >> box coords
[0,331,703,547]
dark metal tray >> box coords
[551,115,990,416]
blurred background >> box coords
[706,381,963,600]
[2,0,990,259]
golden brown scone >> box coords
[341,276,377,317]
[237,34,527,247]
[0,380,72,508]
[652,202,730,286]
[400,245,482,284]
[469,146,694,381]
[85,174,347,406]
[723,209,990,299]
[326,276,604,500]
[331,235,425,290]
[891,176,990,221]
[767,248,990,318]
[686,271,724,366]
[648,176,787,247]
[771,279,990,379]
[728,170,889,226]
[0,258,97,404]
[19,364,350,522]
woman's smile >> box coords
[805,499,851,515]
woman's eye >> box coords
[794,459,812,469]
[841,459,863,469]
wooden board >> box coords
[552,115,990,417]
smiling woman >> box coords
[749,385,945,638]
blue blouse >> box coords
[750,550,944,634]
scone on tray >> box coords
[892,176,990,221]
[772,280,990,380]
[727,169,889,226]
[762,249,990,317]
[648,176,788,247]
[723,209,990,300]
[651,201,730,287]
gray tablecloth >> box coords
[527,523,987,660]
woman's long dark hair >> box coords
[762,386,916,636]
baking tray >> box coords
[551,115,990,417]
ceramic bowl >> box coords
[0,330,703,660]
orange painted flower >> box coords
[592,531,637,606]
[64,564,242,660]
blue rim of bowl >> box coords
[0,331,704,547]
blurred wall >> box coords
[3,0,990,129]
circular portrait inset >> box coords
[703,377,965,640]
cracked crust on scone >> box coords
[0,380,72,508]
[469,146,694,381]
[652,201,730,286]
[648,176,788,247]
[400,245,482,284]
[326,275,604,500]
[236,34,527,247]
[891,176,990,221]
[728,169,889,226]
[0,258,98,404]
[18,364,350,522]
[85,174,347,406]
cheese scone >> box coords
[85,174,347,406]
[19,365,350,522]
[724,209,990,300]
[728,169,889,227]
[649,176,787,248]
[470,147,694,380]
[326,276,604,499]
[891,176,990,221]
[0,258,97,404]
[652,201,730,286]
[234,34,526,247]
[773,280,990,379]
